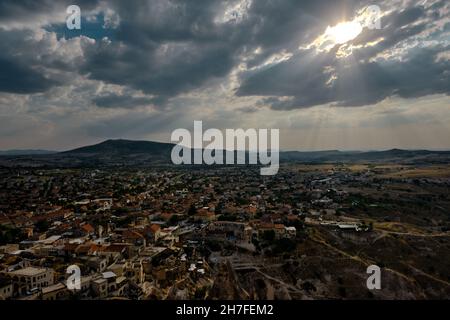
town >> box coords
[1,163,450,300]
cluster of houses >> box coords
[0,166,378,300]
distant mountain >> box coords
[0,149,56,156]
[51,139,176,167]
[281,150,348,161]
[62,140,450,164]
[280,148,450,163]
[1,139,449,168]
[62,139,174,155]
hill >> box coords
[62,139,174,155]
[1,139,450,168]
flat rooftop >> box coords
[8,267,48,276]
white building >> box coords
[285,226,297,238]
[7,267,54,296]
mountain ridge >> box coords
[61,139,450,155]
[61,139,174,155]
[2,139,450,167]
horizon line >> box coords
[1,137,450,154]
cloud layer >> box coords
[0,0,449,150]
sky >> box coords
[0,0,449,151]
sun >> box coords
[303,19,365,53]
[326,21,363,45]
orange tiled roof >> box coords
[81,224,95,233]
[149,224,161,233]
[123,230,144,239]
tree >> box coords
[274,238,296,253]
[35,219,50,233]
[188,204,197,216]
[169,214,180,226]
[261,230,275,242]
[0,225,24,245]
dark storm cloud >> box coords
[0,0,58,21]
[76,0,370,105]
[237,48,333,106]
[0,1,101,94]
[239,44,450,110]
[0,0,99,21]
[333,46,450,107]
[93,93,156,109]
[237,2,450,109]
[0,27,70,94]
[0,27,84,94]
[0,0,101,37]
[78,0,242,102]
[0,57,58,94]
[111,0,225,43]
[0,0,448,110]
[81,39,236,99]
